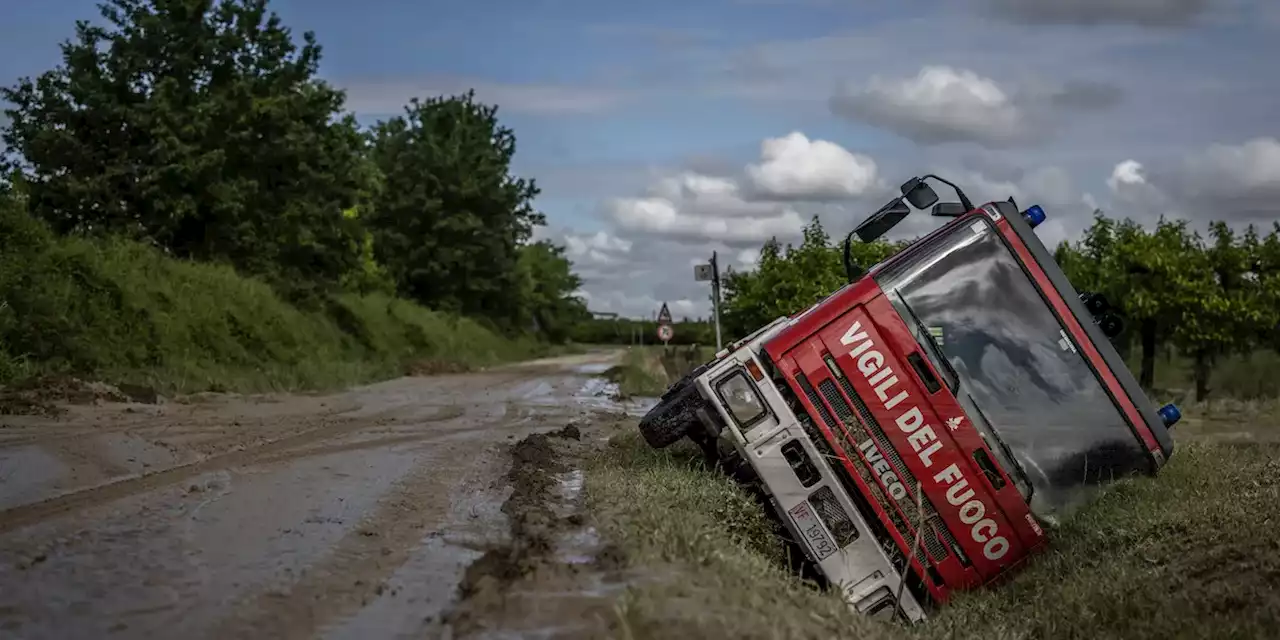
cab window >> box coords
[716,370,769,428]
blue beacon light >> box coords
[1158,403,1182,428]
[1022,204,1047,228]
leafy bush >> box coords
[0,202,540,392]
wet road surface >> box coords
[0,351,644,639]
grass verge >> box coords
[586,426,1280,639]
[602,345,715,399]
[603,349,672,399]
[0,203,552,397]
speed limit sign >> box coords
[657,324,674,343]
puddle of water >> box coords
[0,446,70,511]
[97,433,187,475]
[449,462,637,640]
[571,363,613,376]
[554,469,584,504]
[321,452,513,640]
[571,378,657,417]
[631,396,659,414]
[512,380,558,403]
[322,534,484,640]
[548,470,603,566]
[556,526,601,565]
[576,376,614,398]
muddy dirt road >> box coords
[0,351,648,640]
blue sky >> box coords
[3,0,1279,318]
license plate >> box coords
[788,501,838,561]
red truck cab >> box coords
[637,176,1180,620]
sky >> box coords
[3,0,1279,320]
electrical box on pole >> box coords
[694,253,723,351]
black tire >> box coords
[638,383,703,449]
[660,363,710,401]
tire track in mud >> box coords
[0,354,629,639]
[208,439,491,639]
[208,405,550,639]
[0,404,475,535]
[0,403,357,451]
[441,424,630,640]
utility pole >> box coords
[695,252,723,351]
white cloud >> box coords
[1109,137,1280,224]
[609,197,806,245]
[830,65,1121,148]
[564,230,633,266]
[1175,137,1280,202]
[601,131,879,248]
[564,139,1280,319]
[1108,159,1148,191]
[832,66,1032,147]
[646,172,783,218]
[745,132,882,200]
[559,233,739,317]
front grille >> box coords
[826,372,971,568]
[794,374,910,574]
[808,485,859,548]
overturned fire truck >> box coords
[636,175,1181,622]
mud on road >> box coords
[0,351,652,640]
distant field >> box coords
[584,348,1280,639]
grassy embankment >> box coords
[0,204,555,399]
[603,345,716,398]
[587,348,1280,639]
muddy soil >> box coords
[0,351,652,640]
[440,421,641,640]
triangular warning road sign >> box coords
[657,302,673,325]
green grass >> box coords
[1128,349,1280,402]
[587,431,875,640]
[601,345,717,399]
[603,348,672,398]
[587,415,1280,639]
[0,203,547,395]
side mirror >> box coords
[900,177,939,209]
[854,198,911,243]
[931,202,968,217]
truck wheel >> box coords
[660,363,710,401]
[638,384,702,449]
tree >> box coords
[514,240,589,343]
[365,91,544,328]
[1171,221,1273,400]
[721,216,903,338]
[1055,211,1202,390]
[1254,224,1280,350]
[1,0,369,290]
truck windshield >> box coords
[873,216,1149,522]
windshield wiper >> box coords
[962,392,1036,502]
[893,289,1035,501]
[893,290,959,393]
